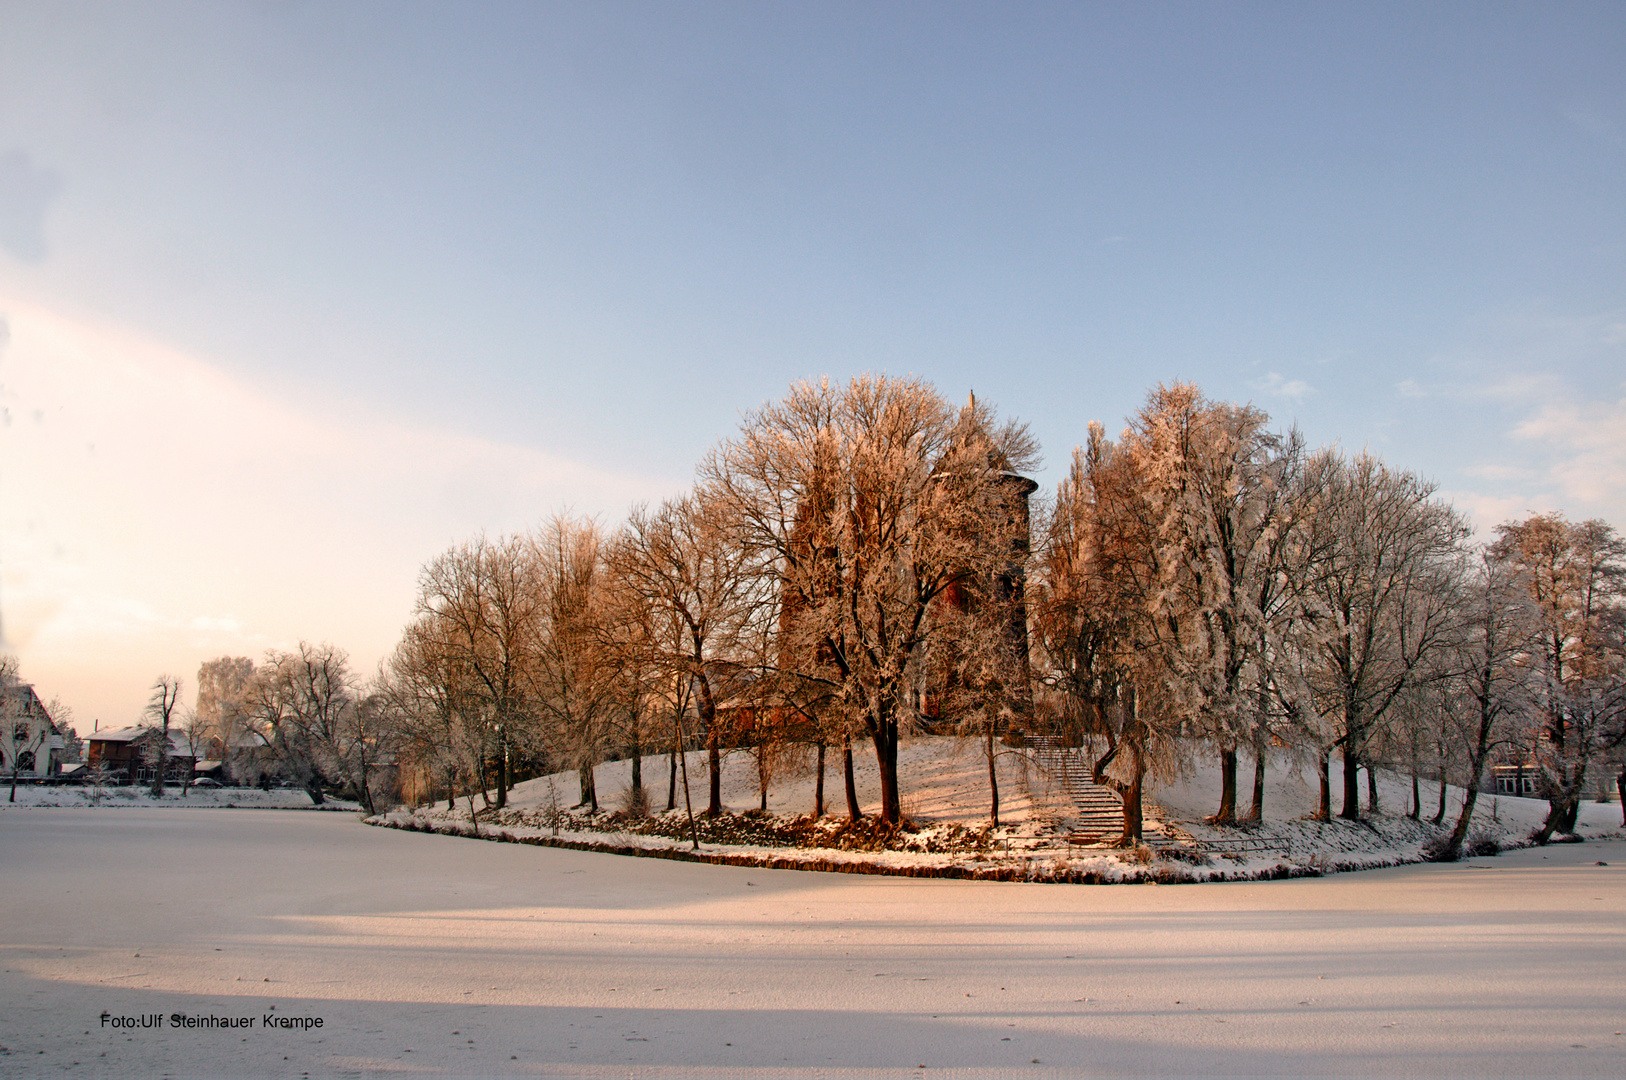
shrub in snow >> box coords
[618,785,651,819]
[1466,832,1502,857]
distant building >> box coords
[2,684,65,779]
[85,726,224,784]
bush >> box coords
[618,785,651,819]
[1421,835,1459,862]
[1465,832,1502,857]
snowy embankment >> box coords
[0,784,358,810]
[367,735,1626,883]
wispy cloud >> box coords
[1513,392,1626,509]
[1461,463,1536,483]
[1448,385,1626,535]
[1395,378,1427,399]
[1252,372,1315,401]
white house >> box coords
[2,684,65,779]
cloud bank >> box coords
[0,296,676,725]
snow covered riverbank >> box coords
[0,784,356,810]
[368,736,1626,883]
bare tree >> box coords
[345,687,398,814]
[530,515,620,812]
[1296,451,1468,820]
[707,376,1038,826]
[606,494,765,817]
[414,534,546,809]
[1427,548,1539,859]
[3,654,30,802]
[381,617,487,811]
[178,707,213,796]
[143,675,184,796]
[244,645,358,805]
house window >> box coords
[16,751,34,772]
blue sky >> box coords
[2,1,1623,725]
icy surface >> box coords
[3,808,1624,1078]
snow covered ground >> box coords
[378,737,1626,882]
[0,783,347,811]
[2,808,1623,1078]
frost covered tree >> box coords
[606,494,767,817]
[1295,452,1468,820]
[706,376,1038,825]
[922,397,1043,828]
[195,656,255,778]
[1493,514,1626,842]
[1033,384,1313,839]
[177,707,213,796]
[1033,426,1184,844]
[380,617,488,811]
[1425,549,1539,859]
[247,644,359,805]
[413,534,547,808]
[1112,383,1306,823]
[530,515,620,812]
[142,675,183,796]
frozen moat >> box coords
[2,808,1623,1077]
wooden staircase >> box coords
[1026,735,1124,845]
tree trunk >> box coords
[494,732,508,810]
[1442,785,1480,860]
[1213,747,1238,823]
[666,750,678,812]
[1246,747,1265,823]
[1367,765,1380,815]
[1116,737,1146,845]
[1340,746,1361,820]
[1316,750,1332,821]
[578,763,597,812]
[630,736,643,797]
[843,734,860,821]
[1618,768,1625,828]
[1533,781,1581,845]
[814,739,826,818]
[1556,797,1579,834]
[674,706,698,850]
[1409,770,1420,820]
[757,743,769,813]
[868,706,901,826]
[985,726,1000,829]
[706,729,722,817]
[1431,739,1450,825]
[697,673,723,817]
[1438,695,1500,861]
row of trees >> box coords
[1034,384,1625,857]
[179,646,390,810]
[357,379,1045,831]
[180,376,1624,860]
